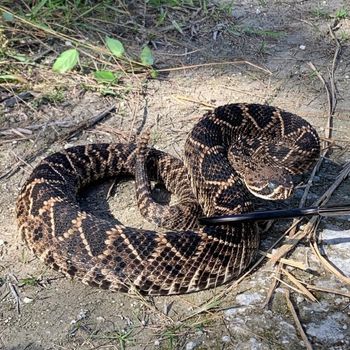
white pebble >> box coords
[299,45,306,50]
[186,341,196,350]
[23,297,33,304]
[222,335,231,342]
[296,296,304,303]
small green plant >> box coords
[148,0,180,7]
[31,87,66,107]
[311,7,329,18]
[105,37,125,58]
[52,48,79,73]
[218,2,234,15]
[335,8,348,19]
[51,38,155,79]
[19,276,41,287]
[98,329,134,350]
[162,326,181,350]
[257,41,268,55]
[339,31,350,41]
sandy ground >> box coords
[1,1,350,349]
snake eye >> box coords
[268,181,279,190]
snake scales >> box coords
[16,104,320,295]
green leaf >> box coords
[101,88,117,96]
[0,74,26,83]
[52,49,79,73]
[94,70,118,83]
[140,46,154,66]
[8,53,30,63]
[150,69,159,79]
[2,11,14,22]
[105,37,125,58]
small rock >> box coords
[299,45,306,50]
[222,335,230,342]
[186,341,196,350]
[236,292,263,306]
[23,297,33,304]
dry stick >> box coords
[62,104,116,141]
[314,160,350,207]
[310,237,350,286]
[0,105,116,180]
[298,154,325,210]
[157,60,273,75]
[281,268,317,303]
[271,159,350,265]
[174,95,216,109]
[9,150,34,171]
[259,251,309,271]
[328,24,341,125]
[304,284,350,298]
[269,215,320,265]
[262,264,282,308]
[8,283,21,315]
[285,290,314,350]
[275,277,310,297]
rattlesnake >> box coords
[16,103,320,295]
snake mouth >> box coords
[245,181,294,200]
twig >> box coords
[63,104,116,141]
[10,150,34,171]
[313,160,350,207]
[263,263,281,308]
[0,105,117,180]
[174,95,216,109]
[157,60,273,75]
[270,160,350,264]
[8,283,21,315]
[281,268,317,303]
[304,284,350,298]
[298,155,324,209]
[275,277,309,297]
[259,251,309,271]
[285,290,313,350]
[269,219,318,264]
[310,237,350,286]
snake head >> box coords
[228,143,295,201]
[243,166,294,200]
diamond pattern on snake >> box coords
[16,103,320,295]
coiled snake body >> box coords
[16,104,320,295]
